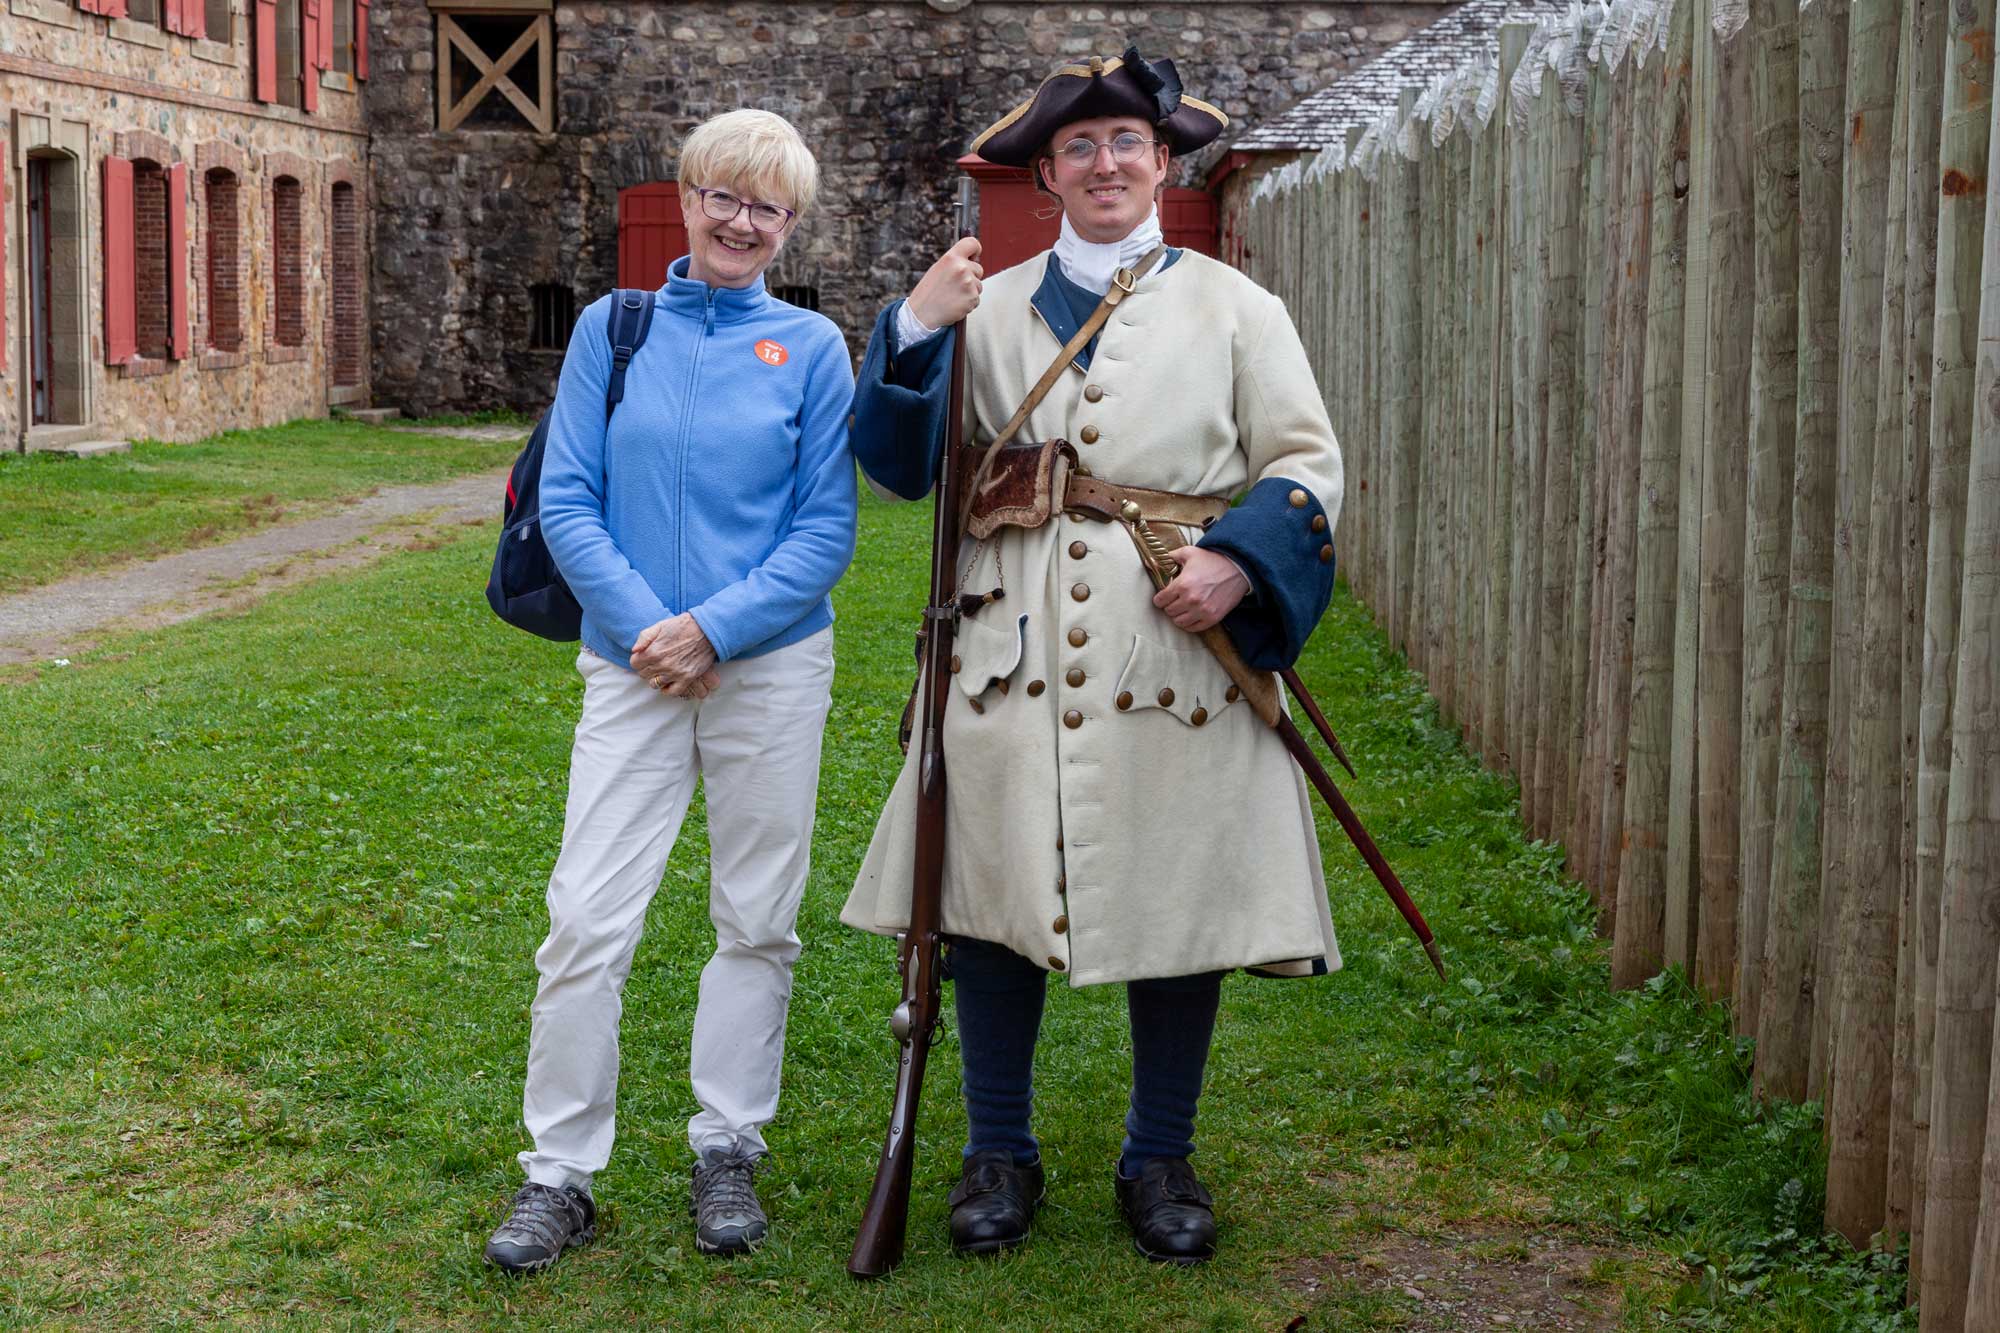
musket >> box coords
[848,176,980,1280]
[1111,499,1445,981]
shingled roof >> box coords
[1232,0,1572,152]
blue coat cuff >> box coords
[852,301,956,500]
[1198,477,1336,670]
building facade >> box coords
[367,0,1453,416]
[2,0,371,449]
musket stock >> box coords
[848,178,979,1279]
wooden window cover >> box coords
[168,161,190,360]
[103,156,137,365]
[255,0,279,102]
[437,11,553,133]
[356,0,369,77]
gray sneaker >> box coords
[483,1181,596,1274]
[689,1149,769,1256]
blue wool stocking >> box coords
[946,937,1047,1164]
[1120,970,1224,1177]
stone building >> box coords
[367,0,1454,416]
[1,0,372,450]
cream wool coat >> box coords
[840,248,1346,987]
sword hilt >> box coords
[1120,500,1181,581]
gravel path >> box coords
[0,468,509,669]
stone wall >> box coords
[1,0,370,448]
[369,0,1455,415]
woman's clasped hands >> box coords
[631,613,722,699]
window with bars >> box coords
[771,285,820,312]
[272,175,305,346]
[205,168,243,353]
[529,283,575,351]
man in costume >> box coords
[841,47,1344,1265]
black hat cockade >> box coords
[968,45,1229,169]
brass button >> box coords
[1084,384,1103,402]
[1066,667,1086,688]
[1226,684,1241,702]
[1289,488,1309,508]
[1068,627,1088,648]
[1190,707,1209,726]
[1319,544,1334,563]
[1063,709,1083,729]
[1157,687,1175,708]
[1056,836,1063,851]
[1079,425,1100,444]
[996,679,1010,696]
[1116,691,1133,710]
[968,697,985,714]
[1047,955,1067,972]
[1312,514,1327,532]
[1027,679,1046,697]
[1071,583,1090,602]
[1057,871,1066,889]
[1053,914,1069,934]
[950,654,962,674]
[1069,540,1088,559]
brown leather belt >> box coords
[1063,474,1230,531]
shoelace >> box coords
[694,1157,762,1219]
[497,1183,580,1246]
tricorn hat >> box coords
[968,45,1228,169]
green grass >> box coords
[0,418,524,595]
[0,492,1910,1329]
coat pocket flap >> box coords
[1113,633,1238,725]
[954,611,1029,698]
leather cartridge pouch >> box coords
[962,437,1078,538]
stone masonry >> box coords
[0,0,370,448]
[368,1,1454,416]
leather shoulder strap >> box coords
[961,245,1167,505]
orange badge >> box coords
[753,339,789,366]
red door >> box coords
[617,183,687,289]
[1160,188,1219,257]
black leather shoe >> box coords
[1115,1156,1216,1264]
[948,1149,1045,1254]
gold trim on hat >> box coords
[968,63,1230,157]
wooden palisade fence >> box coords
[1239,0,2000,1324]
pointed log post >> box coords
[1489,33,1529,781]
[1597,31,1658,925]
[1695,0,1756,1003]
[1753,0,1849,1100]
[1539,49,1586,853]
[1613,0,1696,990]
[1734,0,1801,1037]
[1915,1,1999,1321]
[1894,0,1945,1278]
[1573,43,1617,894]
[1823,0,1906,1247]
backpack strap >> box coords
[604,288,656,416]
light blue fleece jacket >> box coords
[540,257,858,666]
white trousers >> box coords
[518,628,834,1190]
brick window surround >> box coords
[324,158,363,388]
[263,150,312,363]
[196,140,248,368]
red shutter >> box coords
[100,0,128,17]
[301,0,320,113]
[0,138,7,372]
[355,0,368,78]
[254,0,278,102]
[186,0,206,41]
[76,0,98,14]
[166,0,186,36]
[319,0,334,77]
[103,156,137,365]
[168,162,190,360]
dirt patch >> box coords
[1286,1223,1651,1330]
[0,469,508,671]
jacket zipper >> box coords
[673,289,715,610]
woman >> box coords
[484,109,856,1272]
[843,48,1344,1264]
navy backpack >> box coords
[486,289,656,641]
